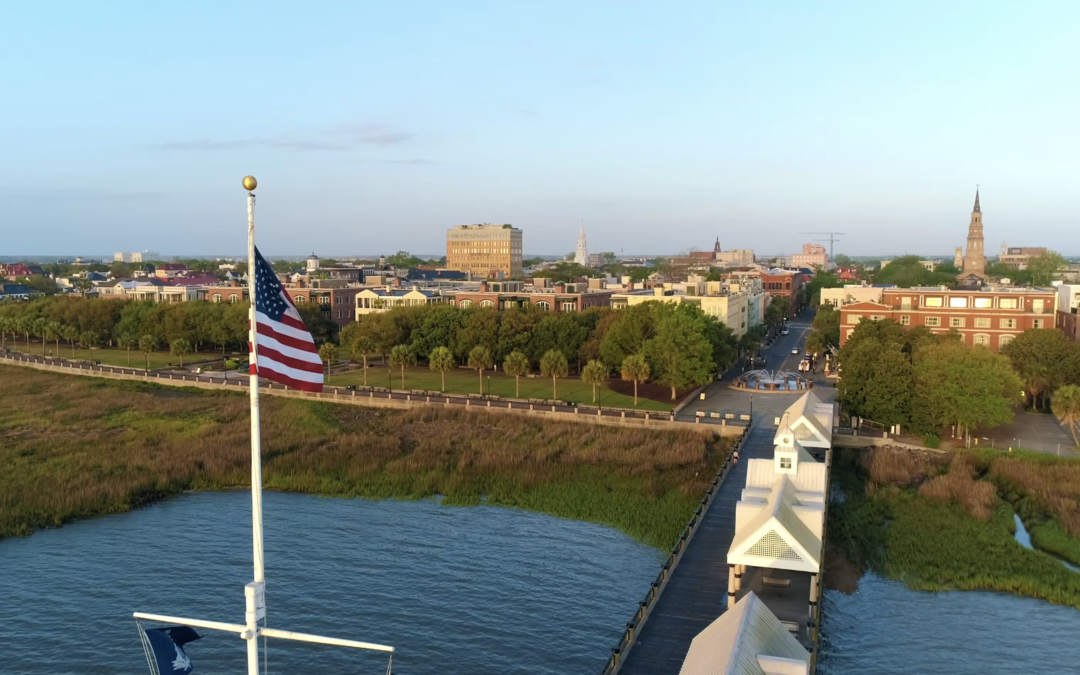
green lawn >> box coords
[328,365,673,411]
[7,343,233,371]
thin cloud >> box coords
[0,187,160,201]
[378,158,433,166]
[155,122,413,152]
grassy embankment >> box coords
[327,366,673,411]
[829,445,1080,608]
[0,365,726,550]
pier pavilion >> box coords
[726,391,833,647]
[678,592,810,675]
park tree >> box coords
[170,337,192,367]
[389,344,415,389]
[350,335,377,386]
[1028,251,1066,286]
[581,359,607,403]
[912,341,1023,440]
[468,345,494,395]
[599,303,661,369]
[43,321,61,356]
[810,304,841,348]
[138,334,158,370]
[296,304,336,344]
[62,325,79,358]
[621,353,651,407]
[1051,385,1080,447]
[836,337,913,428]
[497,307,541,361]
[116,333,136,366]
[318,343,338,382]
[1002,328,1077,411]
[428,346,455,392]
[410,305,464,360]
[647,308,715,400]
[81,330,102,351]
[456,310,501,363]
[540,349,568,401]
[503,350,530,398]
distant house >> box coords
[154,263,188,279]
[0,283,35,301]
[1,263,46,280]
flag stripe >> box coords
[255,309,315,344]
[257,363,325,391]
[250,246,324,393]
[255,332,323,366]
[257,343,325,374]
[257,322,319,355]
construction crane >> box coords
[800,232,845,260]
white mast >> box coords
[244,175,266,675]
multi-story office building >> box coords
[446,224,523,278]
[791,244,828,269]
[839,286,1058,352]
[612,286,752,337]
[114,251,159,263]
[998,245,1047,270]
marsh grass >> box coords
[0,366,725,549]
[831,447,1080,608]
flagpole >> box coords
[243,175,266,675]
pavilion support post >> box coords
[727,565,737,606]
[809,573,819,622]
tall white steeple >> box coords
[574,221,589,266]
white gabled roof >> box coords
[773,391,833,449]
[728,475,823,573]
[678,592,810,675]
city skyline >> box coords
[2,1,1078,255]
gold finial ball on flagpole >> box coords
[242,175,258,191]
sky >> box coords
[1,0,1078,258]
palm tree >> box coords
[17,317,32,348]
[81,330,101,351]
[503,351,530,398]
[540,349,568,401]
[351,335,376,386]
[1052,385,1080,447]
[468,345,494,395]
[43,321,61,356]
[0,317,10,349]
[116,333,136,366]
[581,359,607,403]
[139,334,158,371]
[389,344,415,389]
[318,343,338,382]
[621,353,650,407]
[32,318,47,354]
[171,337,193,368]
[429,346,455,392]
[62,325,79,358]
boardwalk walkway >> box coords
[617,424,778,674]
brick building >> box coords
[1056,284,1080,342]
[444,280,611,312]
[839,286,1058,352]
[759,269,803,317]
[285,286,361,327]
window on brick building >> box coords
[1033,319,1044,329]
[924,297,943,307]
[1000,298,1018,309]
[974,297,992,308]
[847,314,861,324]
[1000,318,1016,329]
[900,315,910,325]
[1000,334,1015,348]
[213,294,222,303]
[925,317,940,327]
[975,318,990,328]
[973,334,990,347]
[951,317,965,328]
[295,295,305,303]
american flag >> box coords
[250,246,324,392]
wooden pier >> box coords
[614,425,780,674]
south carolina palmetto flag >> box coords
[250,246,324,392]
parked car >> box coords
[781,329,789,335]
[791,348,800,355]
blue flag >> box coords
[143,626,202,675]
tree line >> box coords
[837,318,1080,445]
[0,296,252,367]
[340,301,739,400]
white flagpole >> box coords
[243,175,266,675]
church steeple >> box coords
[973,187,980,213]
[714,235,721,254]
